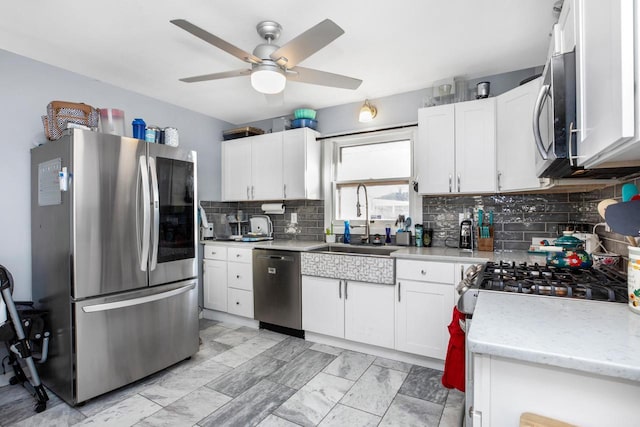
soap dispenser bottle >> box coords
[343,220,351,244]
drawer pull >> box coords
[236,254,241,258]
[398,282,401,302]
[236,301,240,305]
[236,275,240,279]
[421,270,426,275]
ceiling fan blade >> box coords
[288,66,362,90]
[171,19,261,64]
[270,19,344,68]
[179,68,251,83]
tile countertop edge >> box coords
[468,292,640,382]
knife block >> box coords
[477,226,494,251]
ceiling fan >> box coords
[170,18,362,95]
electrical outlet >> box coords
[291,213,298,224]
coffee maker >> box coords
[459,217,474,251]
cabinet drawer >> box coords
[228,247,252,263]
[227,288,254,318]
[204,245,228,261]
[227,262,253,291]
[396,259,454,283]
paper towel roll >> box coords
[261,203,285,214]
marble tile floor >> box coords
[0,319,464,426]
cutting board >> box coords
[605,200,640,236]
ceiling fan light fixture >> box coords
[358,100,377,122]
[251,63,286,94]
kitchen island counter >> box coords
[468,291,640,381]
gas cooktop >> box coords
[457,261,628,315]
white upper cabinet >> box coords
[251,132,283,200]
[222,128,321,201]
[557,0,576,53]
[418,104,455,194]
[222,138,252,201]
[496,78,543,192]
[454,98,496,194]
[575,0,635,167]
[283,128,321,200]
[418,99,495,195]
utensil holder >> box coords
[477,226,494,251]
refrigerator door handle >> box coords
[138,155,151,272]
[149,157,160,271]
[82,282,195,313]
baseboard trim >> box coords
[305,332,445,371]
[202,309,259,329]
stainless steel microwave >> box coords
[533,50,577,178]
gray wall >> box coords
[241,67,542,136]
[0,48,232,300]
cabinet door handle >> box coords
[338,280,342,299]
[284,184,287,199]
[246,186,250,199]
[344,280,348,300]
[251,185,255,199]
[449,174,452,193]
[460,265,464,281]
[497,171,502,191]
[457,174,461,192]
[398,281,401,302]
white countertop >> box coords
[201,239,326,252]
[202,240,544,262]
[468,292,640,382]
[391,247,545,264]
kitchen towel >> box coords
[442,306,465,392]
[261,203,285,214]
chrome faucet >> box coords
[356,183,369,244]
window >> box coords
[324,128,419,235]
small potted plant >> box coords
[325,226,336,243]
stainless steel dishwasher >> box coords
[253,249,302,331]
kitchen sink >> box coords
[311,244,399,257]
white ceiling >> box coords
[0,1,557,124]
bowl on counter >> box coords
[291,118,318,130]
[294,108,316,120]
[591,252,621,268]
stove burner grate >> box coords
[478,262,627,303]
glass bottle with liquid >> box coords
[343,220,351,244]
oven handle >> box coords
[532,83,550,160]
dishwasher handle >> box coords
[257,255,294,262]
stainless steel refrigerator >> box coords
[30,129,199,405]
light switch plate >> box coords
[291,213,298,224]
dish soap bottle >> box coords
[343,220,351,244]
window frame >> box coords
[322,127,421,237]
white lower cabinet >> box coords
[395,260,456,360]
[301,276,344,338]
[344,281,395,349]
[302,275,394,349]
[203,259,227,312]
[203,244,254,319]
[227,288,254,318]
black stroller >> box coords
[0,264,49,413]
